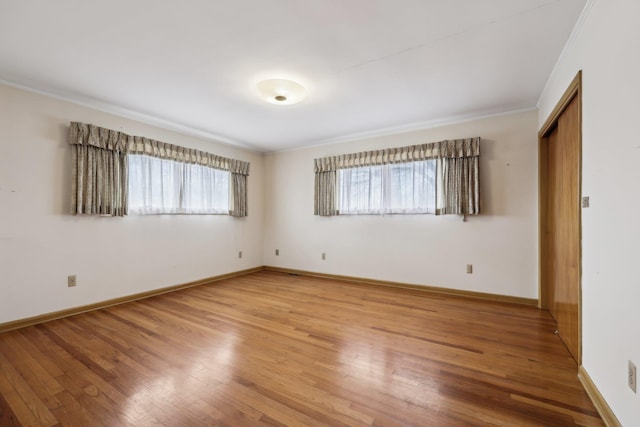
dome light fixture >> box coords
[256,78,307,105]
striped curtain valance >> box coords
[69,122,250,175]
[314,138,479,172]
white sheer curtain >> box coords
[386,160,436,214]
[338,160,436,214]
[183,162,230,213]
[338,165,383,214]
[128,154,229,214]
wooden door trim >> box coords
[539,72,582,137]
[538,70,583,364]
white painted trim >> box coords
[537,0,597,109]
[3,76,539,155]
[274,106,538,154]
[0,78,262,152]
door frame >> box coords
[538,70,583,364]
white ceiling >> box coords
[0,0,585,152]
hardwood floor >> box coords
[0,271,602,426]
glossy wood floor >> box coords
[0,271,602,426]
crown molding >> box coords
[537,0,596,109]
[0,77,538,156]
[274,106,537,154]
[0,78,263,152]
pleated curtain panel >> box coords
[314,137,480,216]
[69,122,250,217]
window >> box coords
[69,122,249,217]
[314,138,479,217]
[338,160,437,214]
[128,154,230,214]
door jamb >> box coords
[538,70,583,364]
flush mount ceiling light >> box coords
[256,78,307,105]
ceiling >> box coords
[0,0,585,152]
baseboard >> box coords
[0,266,264,334]
[0,265,538,334]
[263,266,538,306]
[578,365,621,427]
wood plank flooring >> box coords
[0,271,603,426]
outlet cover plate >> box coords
[630,360,637,393]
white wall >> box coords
[264,110,539,299]
[538,0,640,424]
[0,84,264,324]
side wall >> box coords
[537,0,640,424]
[0,84,264,324]
[264,110,539,299]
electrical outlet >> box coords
[466,264,473,274]
[275,249,279,256]
[238,251,243,259]
[322,252,326,260]
[582,196,590,208]
[629,360,637,393]
[68,275,77,287]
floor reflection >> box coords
[124,332,237,424]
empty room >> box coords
[0,0,638,426]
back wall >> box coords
[263,110,539,299]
